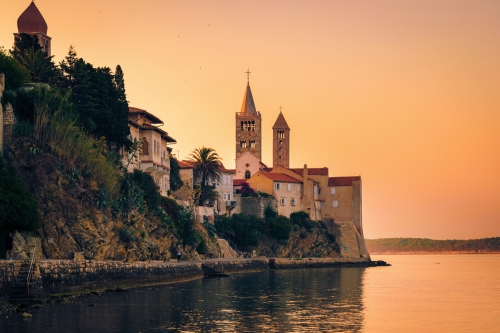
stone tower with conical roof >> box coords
[272,111,290,168]
[14,1,51,56]
[235,80,262,160]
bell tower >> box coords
[235,71,262,160]
[272,109,290,168]
[14,1,52,56]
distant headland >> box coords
[366,237,500,255]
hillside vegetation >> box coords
[366,238,500,254]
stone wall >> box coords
[0,257,378,296]
[240,196,275,218]
[269,257,370,269]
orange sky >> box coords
[2,1,499,239]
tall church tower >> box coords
[14,1,51,56]
[272,110,290,168]
[235,73,262,160]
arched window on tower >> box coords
[245,170,251,179]
[241,121,244,130]
[277,131,285,139]
[240,140,247,148]
[251,121,255,131]
[243,121,248,131]
[249,140,256,148]
[279,140,283,145]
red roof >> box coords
[328,176,361,187]
[18,2,48,34]
[129,107,163,125]
[290,168,329,176]
[178,160,194,169]
[233,179,247,186]
[257,172,301,183]
[220,167,235,174]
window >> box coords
[291,198,296,206]
[228,193,231,201]
[277,130,285,139]
[251,121,255,131]
[297,185,301,192]
[279,156,282,159]
[279,140,283,144]
[223,193,227,200]
[320,201,325,207]
[287,184,292,191]
[240,140,247,148]
[279,147,282,152]
[275,183,281,190]
[317,188,321,194]
[245,170,251,179]
[333,200,339,208]
[250,140,256,148]
[280,198,286,206]
[142,138,149,155]
[331,188,336,195]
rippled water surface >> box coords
[1,255,499,332]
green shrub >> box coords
[118,227,136,243]
[268,216,292,240]
[290,211,314,230]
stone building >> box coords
[235,80,262,179]
[272,112,290,168]
[231,76,369,256]
[246,172,303,217]
[125,107,176,196]
[14,1,52,56]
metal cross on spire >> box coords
[245,69,251,84]
[279,106,283,113]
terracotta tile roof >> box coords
[129,107,163,125]
[233,179,247,186]
[328,176,361,187]
[261,167,273,172]
[258,172,302,183]
[138,124,176,143]
[219,165,235,174]
[178,160,194,169]
[290,168,329,176]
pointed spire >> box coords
[17,1,48,34]
[273,111,290,130]
[240,83,257,115]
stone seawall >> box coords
[1,257,377,296]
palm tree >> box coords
[187,146,222,206]
[15,48,60,83]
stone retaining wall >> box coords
[1,257,373,296]
[269,257,371,269]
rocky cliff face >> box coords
[257,223,340,258]
[7,137,210,261]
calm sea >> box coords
[1,254,498,332]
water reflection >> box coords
[1,267,366,333]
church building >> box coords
[14,1,52,56]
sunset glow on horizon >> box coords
[2,0,499,240]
